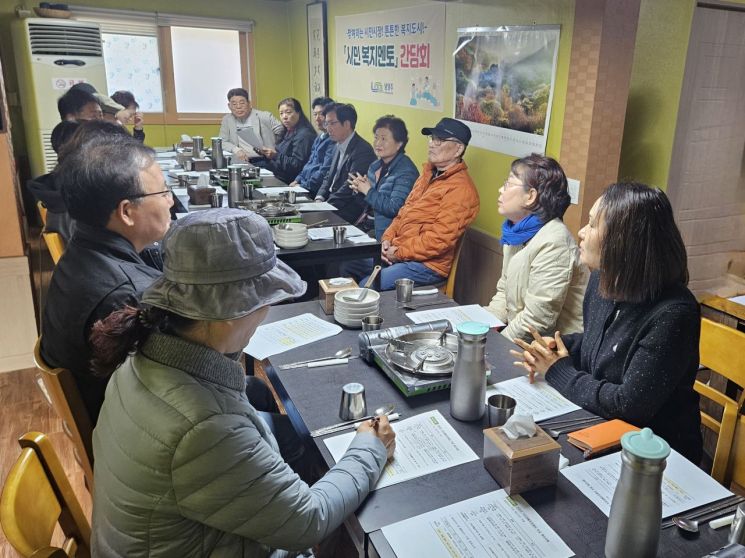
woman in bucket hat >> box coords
[88,209,395,557]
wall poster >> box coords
[307,2,328,102]
[335,4,445,111]
[454,26,560,157]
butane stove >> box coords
[359,320,458,396]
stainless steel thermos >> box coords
[191,136,204,158]
[605,428,670,558]
[211,137,224,169]
[227,165,243,208]
[449,321,489,421]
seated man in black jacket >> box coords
[314,103,375,224]
[41,134,172,423]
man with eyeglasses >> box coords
[314,102,376,223]
[40,134,173,424]
[289,96,336,198]
[354,117,480,290]
[219,88,284,162]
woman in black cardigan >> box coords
[514,182,702,463]
[255,97,316,184]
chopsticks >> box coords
[310,413,401,438]
[661,495,745,529]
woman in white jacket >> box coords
[486,154,588,343]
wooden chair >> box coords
[37,200,48,226]
[696,318,745,485]
[443,236,464,299]
[37,201,66,264]
[0,432,91,558]
[33,339,94,492]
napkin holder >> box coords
[319,278,358,314]
[185,158,212,172]
[187,185,216,205]
[483,425,560,495]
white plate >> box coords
[275,239,309,249]
[334,308,380,320]
[273,223,307,233]
[274,232,308,241]
[334,289,380,306]
[333,301,380,313]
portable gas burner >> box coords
[359,320,458,396]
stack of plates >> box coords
[334,289,381,328]
[273,223,308,249]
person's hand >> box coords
[383,244,399,264]
[289,180,299,188]
[259,147,277,159]
[234,148,250,162]
[348,172,371,195]
[510,327,568,382]
[133,111,144,130]
[358,415,396,460]
[115,108,131,124]
[314,196,324,202]
[381,240,392,264]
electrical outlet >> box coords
[567,178,580,205]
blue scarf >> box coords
[501,214,544,246]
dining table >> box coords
[255,290,733,558]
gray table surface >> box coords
[261,292,729,558]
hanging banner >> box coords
[335,4,445,111]
[454,26,560,156]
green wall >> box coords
[0,0,293,159]
[287,0,575,236]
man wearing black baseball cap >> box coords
[353,116,480,290]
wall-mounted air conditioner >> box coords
[11,18,107,176]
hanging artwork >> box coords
[335,4,445,111]
[454,26,560,156]
[307,2,328,101]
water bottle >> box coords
[227,165,243,208]
[211,137,224,169]
[450,322,489,421]
[605,428,670,558]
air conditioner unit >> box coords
[11,18,107,177]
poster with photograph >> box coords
[454,26,560,156]
[335,4,445,111]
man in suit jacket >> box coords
[314,103,376,224]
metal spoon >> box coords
[278,347,353,369]
[310,403,395,437]
[673,503,743,533]
[344,265,382,302]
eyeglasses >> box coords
[325,119,340,127]
[129,186,173,201]
[501,179,525,190]
[428,136,461,146]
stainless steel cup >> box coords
[210,193,224,208]
[395,278,414,303]
[285,190,297,204]
[486,394,516,427]
[362,316,384,331]
[729,504,745,545]
[333,226,347,244]
[339,382,366,420]
[192,136,204,158]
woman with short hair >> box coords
[514,182,703,463]
[88,209,395,556]
[256,97,317,183]
[348,114,419,240]
[486,154,588,342]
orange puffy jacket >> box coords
[382,161,479,277]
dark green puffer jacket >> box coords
[91,332,386,557]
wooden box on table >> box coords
[318,279,358,314]
[483,426,561,495]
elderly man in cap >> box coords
[348,117,480,290]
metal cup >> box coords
[192,136,204,158]
[333,226,347,244]
[729,503,745,545]
[395,278,414,303]
[362,316,384,331]
[339,382,366,420]
[210,193,224,208]
[486,394,516,427]
[284,190,297,204]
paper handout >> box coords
[244,313,341,360]
[485,376,580,421]
[406,304,504,328]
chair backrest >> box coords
[37,201,48,227]
[33,338,94,491]
[444,234,465,299]
[0,432,91,558]
[696,318,745,486]
[43,232,66,264]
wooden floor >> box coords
[0,367,92,557]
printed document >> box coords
[729,294,745,306]
[237,126,264,149]
[296,202,338,211]
[244,313,341,360]
[406,304,505,328]
[382,489,574,558]
[324,410,478,490]
[308,225,367,241]
[258,185,310,195]
[561,449,732,517]
[485,376,580,421]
